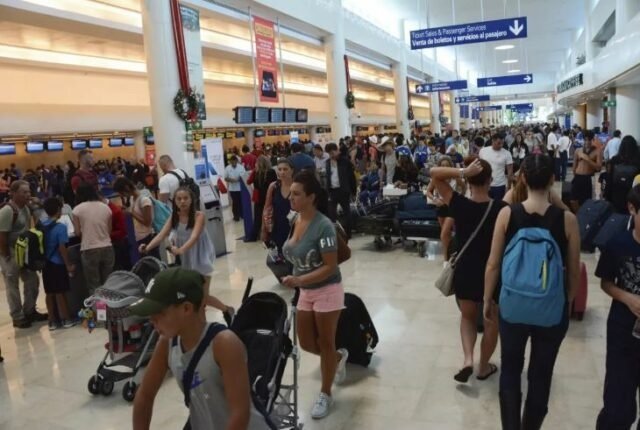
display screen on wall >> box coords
[47,141,63,152]
[145,135,155,144]
[234,106,254,124]
[235,131,245,138]
[270,108,284,123]
[254,107,270,123]
[296,109,308,122]
[255,129,265,137]
[124,137,135,146]
[108,138,122,147]
[71,140,87,150]
[90,139,104,149]
[26,142,45,153]
[284,108,297,123]
[0,145,15,155]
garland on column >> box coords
[344,55,355,109]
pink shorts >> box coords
[296,283,345,313]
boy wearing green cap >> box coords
[131,267,270,430]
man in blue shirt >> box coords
[288,143,315,174]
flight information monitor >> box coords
[285,108,297,123]
[234,106,254,124]
[270,108,284,123]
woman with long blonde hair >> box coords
[247,155,277,241]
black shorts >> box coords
[571,174,593,205]
[436,204,450,218]
[42,261,70,294]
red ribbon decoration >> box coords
[170,0,190,92]
[343,54,352,92]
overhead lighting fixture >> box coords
[508,69,521,73]
[502,59,518,64]
[495,44,515,50]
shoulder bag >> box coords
[435,200,494,297]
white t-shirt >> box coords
[479,146,513,187]
[547,133,559,157]
[132,194,153,241]
[558,136,572,154]
[224,164,246,192]
[158,169,186,200]
[330,160,340,188]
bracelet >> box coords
[459,168,465,179]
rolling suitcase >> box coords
[577,199,613,252]
[562,181,572,207]
[571,262,588,320]
[336,293,379,367]
[593,214,633,251]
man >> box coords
[288,143,315,174]
[603,130,623,161]
[131,268,270,430]
[241,145,257,171]
[313,144,329,173]
[325,143,357,237]
[224,156,246,222]
[479,134,513,200]
[0,180,46,328]
[570,130,602,213]
[132,159,149,187]
[557,129,572,182]
[157,155,187,204]
[70,149,98,193]
[413,136,429,169]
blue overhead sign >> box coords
[415,80,468,93]
[455,95,491,104]
[477,74,533,88]
[410,16,527,50]
[506,103,534,112]
[475,105,503,112]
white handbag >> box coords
[435,200,494,297]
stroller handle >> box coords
[242,277,254,304]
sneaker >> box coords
[334,348,349,385]
[26,311,48,322]
[62,319,78,329]
[223,307,235,327]
[310,392,333,419]
[12,319,31,329]
[48,322,60,331]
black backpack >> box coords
[168,169,200,206]
[336,293,379,367]
[611,164,639,212]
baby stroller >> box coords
[231,278,302,429]
[83,257,167,402]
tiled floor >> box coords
[0,212,633,429]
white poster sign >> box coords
[290,131,299,144]
[201,138,228,206]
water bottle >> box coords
[633,319,640,339]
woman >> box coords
[280,170,348,420]
[510,133,529,172]
[431,157,505,383]
[605,135,640,213]
[427,156,466,261]
[112,177,158,259]
[72,183,114,293]
[504,173,569,211]
[379,138,397,186]
[484,154,580,430]
[392,155,419,191]
[247,156,277,242]
[262,158,294,253]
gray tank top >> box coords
[168,324,269,430]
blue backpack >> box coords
[500,205,566,327]
[140,190,171,232]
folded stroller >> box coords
[83,257,166,402]
[231,278,302,429]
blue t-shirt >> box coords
[396,145,412,158]
[595,230,640,296]
[288,153,316,174]
[413,146,429,168]
[41,218,68,265]
[98,172,115,197]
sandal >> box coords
[454,366,473,383]
[477,364,498,381]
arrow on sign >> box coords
[509,19,524,36]
[524,75,532,82]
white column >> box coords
[141,0,193,174]
[133,130,145,161]
[451,92,461,131]
[572,108,583,128]
[615,85,640,139]
[617,0,640,34]
[245,127,255,149]
[430,91,441,135]
[392,52,411,139]
[324,4,350,141]
[584,0,595,61]
[586,99,601,130]
[608,88,617,132]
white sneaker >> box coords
[334,348,349,385]
[310,392,333,419]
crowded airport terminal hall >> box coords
[3,0,640,428]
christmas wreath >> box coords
[345,91,355,109]
[173,87,203,122]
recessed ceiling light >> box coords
[495,44,515,50]
[502,59,518,64]
[508,69,521,73]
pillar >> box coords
[324,4,350,141]
[616,0,640,34]
[584,0,595,61]
[246,127,255,149]
[608,88,617,132]
[572,108,584,129]
[450,91,461,131]
[141,0,195,174]
[133,130,145,161]
[392,52,411,139]
[586,99,601,131]
[615,85,640,139]
[430,91,441,135]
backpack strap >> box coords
[7,202,18,228]
[179,323,227,408]
[167,170,184,183]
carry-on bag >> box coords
[577,199,613,252]
[335,293,379,367]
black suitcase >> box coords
[398,219,441,239]
[593,213,633,251]
[336,293,379,367]
[562,181,572,207]
[577,199,613,252]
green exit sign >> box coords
[602,100,616,107]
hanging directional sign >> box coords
[477,74,533,88]
[471,109,480,120]
[506,103,534,112]
[415,80,468,93]
[410,16,527,50]
[476,105,503,112]
[455,95,491,104]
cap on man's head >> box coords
[128,268,204,317]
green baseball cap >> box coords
[128,267,204,317]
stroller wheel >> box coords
[122,381,137,402]
[100,379,114,396]
[87,375,102,395]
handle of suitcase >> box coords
[241,277,253,304]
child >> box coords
[41,197,76,330]
[595,185,640,429]
[130,268,270,430]
[139,187,234,323]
